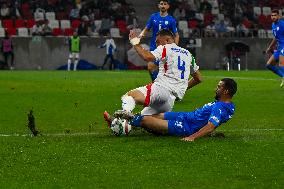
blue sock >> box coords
[130,115,144,127]
[278,66,284,78]
[266,64,284,77]
[150,70,158,81]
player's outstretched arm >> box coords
[181,122,216,142]
[188,70,202,90]
[129,30,156,62]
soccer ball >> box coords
[110,118,132,136]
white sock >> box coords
[74,60,78,71]
[67,59,71,71]
[121,95,135,112]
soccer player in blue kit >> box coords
[130,78,237,142]
[139,0,179,81]
[265,9,284,87]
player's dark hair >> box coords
[221,78,237,97]
[272,9,279,15]
[157,29,174,38]
[159,0,169,4]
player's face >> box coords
[158,1,169,13]
[271,13,280,22]
[215,81,225,100]
[155,35,167,46]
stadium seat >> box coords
[178,20,188,31]
[94,20,102,32]
[64,28,74,36]
[262,7,271,16]
[195,13,204,21]
[116,20,128,33]
[18,28,29,37]
[52,28,63,36]
[26,19,35,28]
[110,28,121,37]
[46,12,56,21]
[188,19,198,29]
[15,19,26,28]
[267,30,274,38]
[71,20,81,29]
[211,8,219,15]
[6,28,17,36]
[49,20,59,29]
[258,29,266,38]
[2,19,14,28]
[217,13,224,21]
[0,20,1,28]
[253,7,262,16]
[182,28,190,38]
[60,20,71,29]
[0,28,5,37]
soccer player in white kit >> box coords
[104,29,202,125]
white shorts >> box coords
[136,83,176,115]
[69,52,80,59]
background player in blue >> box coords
[139,0,179,81]
[265,9,284,87]
[130,78,237,142]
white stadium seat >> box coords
[46,12,56,21]
[0,28,5,37]
[18,28,29,37]
[266,30,274,38]
[253,7,261,16]
[262,7,271,16]
[94,20,102,32]
[48,20,59,29]
[110,28,121,37]
[60,20,71,29]
[178,20,188,31]
[258,29,266,38]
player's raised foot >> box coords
[280,78,284,88]
[103,111,113,128]
[113,110,134,120]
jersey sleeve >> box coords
[146,14,154,30]
[150,45,163,61]
[208,105,224,127]
[190,54,199,73]
[170,18,178,34]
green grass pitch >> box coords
[0,70,283,188]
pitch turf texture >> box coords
[0,70,283,189]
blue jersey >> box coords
[166,101,235,136]
[272,19,284,47]
[146,12,178,51]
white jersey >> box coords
[151,43,199,99]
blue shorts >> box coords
[273,46,284,62]
[165,112,192,136]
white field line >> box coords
[0,129,283,137]
[204,76,279,81]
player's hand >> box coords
[129,30,138,40]
[181,136,195,142]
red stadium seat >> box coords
[64,28,74,36]
[71,20,81,29]
[2,19,14,28]
[6,28,17,36]
[26,19,36,28]
[52,28,63,36]
[188,19,198,29]
[15,19,26,28]
[116,20,128,34]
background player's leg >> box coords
[73,59,78,71]
[266,54,284,77]
[67,54,72,71]
[278,55,284,87]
